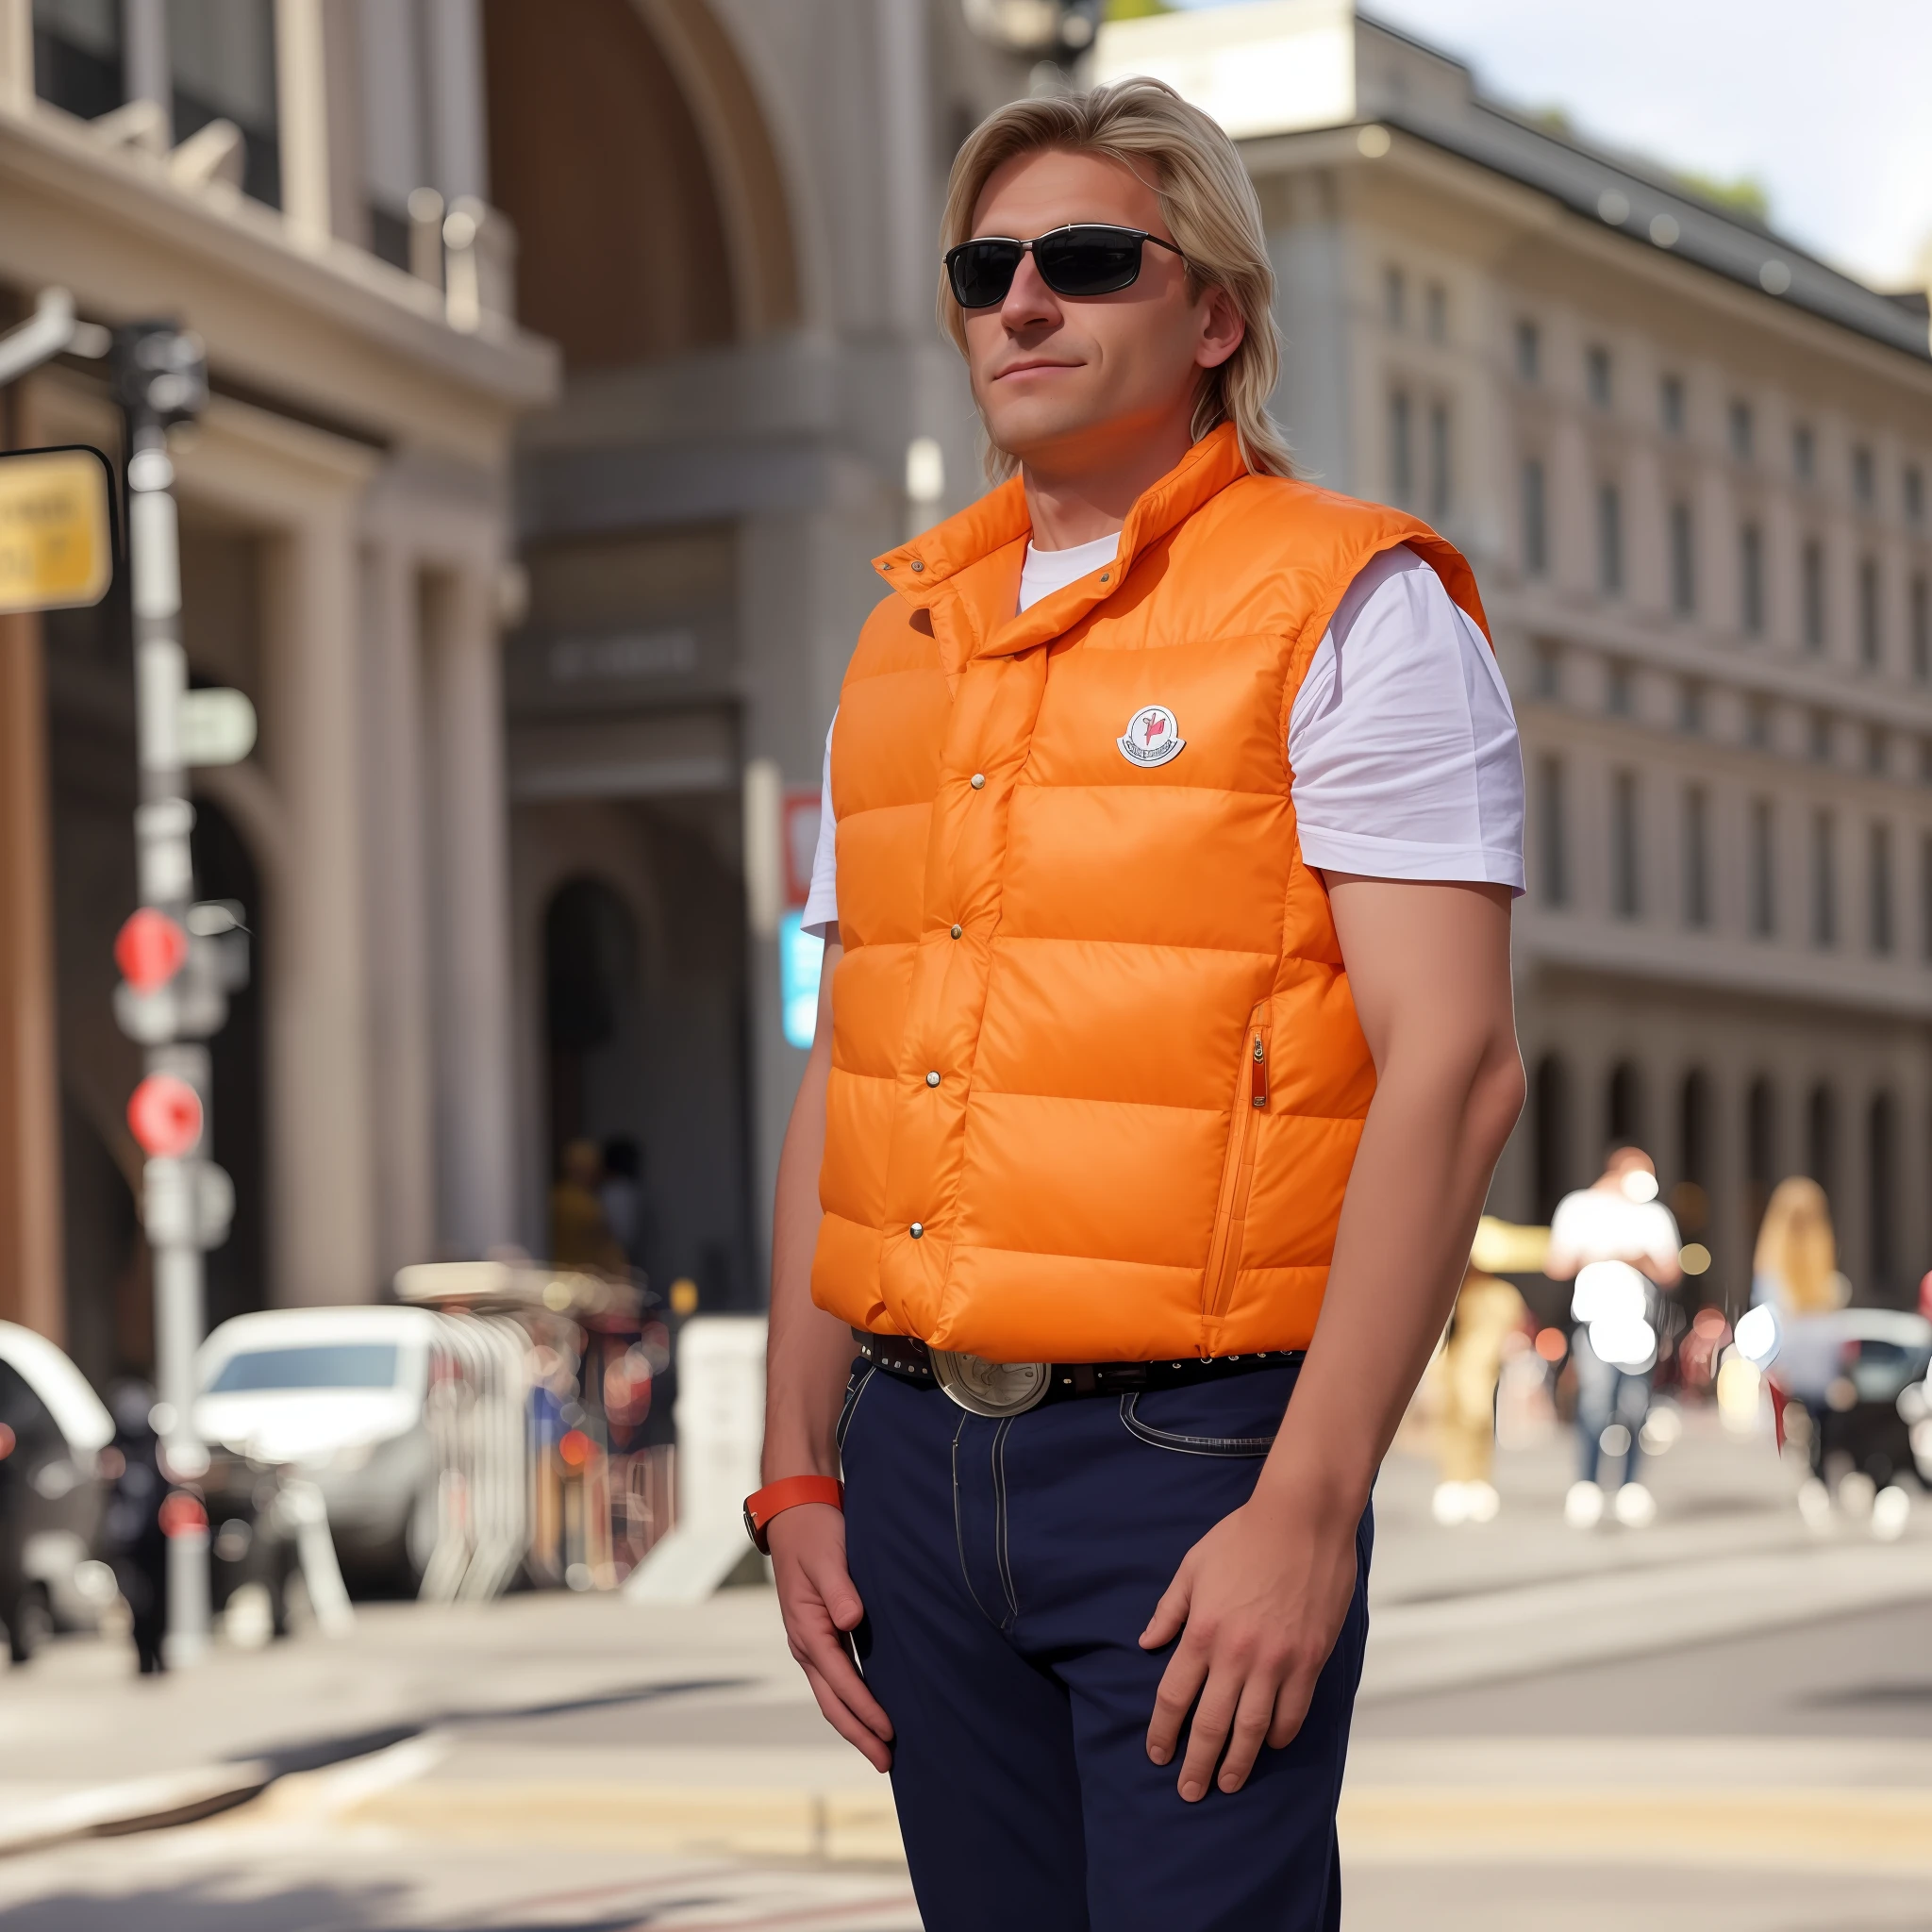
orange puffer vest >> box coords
[811,425,1488,1363]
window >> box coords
[31,0,125,120]
[1868,1092,1898,1289]
[1428,400,1452,520]
[1679,678,1705,733]
[1587,345,1612,408]
[171,0,282,208]
[1809,710,1834,763]
[1728,400,1755,461]
[1746,696,1772,750]
[1532,641,1561,699]
[1807,1085,1837,1211]
[1607,1059,1644,1147]
[1746,1078,1779,1229]
[1749,798,1776,937]
[1424,282,1447,344]
[1611,770,1641,919]
[1660,375,1685,435]
[1870,821,1895,955]
[1683,786,1711,927]
[1907,463,1925,528]
[1522,458,1548,575]
[1802,539,1826,651]
[1853,443,1875,508]
[1922,739,1932,788]
[1388,389,1413,504]
[1811,808,1837,947]
[1532,1056,1571,1221]
[1384,264,1407,328]
[1858,556,1882,668]
[1670,500,1696,615]
[1794,423,1816,483]
[1740,522,1765,637]
[1537,755,1568,905]
[1515,318,1541,381]
[1607,658,1633,716]
[1598,481,1624,595]
[1911,574,1929,683]
[1921,833,1932,960]
[1866,726,1888,776]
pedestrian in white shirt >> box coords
[1545,1146,1682,1528]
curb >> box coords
[0,1761,275,1858]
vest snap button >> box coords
[970,773,985,790]
[909,1222,924,1239]
[925,1071,940,1087]
[910,559,924,573]
[1099,572,1110,583]
[949,924,962,940]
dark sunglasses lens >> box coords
[948,240,1024,308]
[1035,226,1145,297]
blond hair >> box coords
[938,77,1295,483]
[1753,1176,1839,1314]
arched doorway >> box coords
[1607,1058,1645,1158]
[1868,1091,1898,1295]
[1807,1083,1838,1216]
[1531,1053,1571,1222]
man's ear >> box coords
[1196,284,1245,372]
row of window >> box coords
[1530,1056,1907,1284]
[1536,758,1932,958]
[1534,649,1932,779]
[1388,390,1452,520]
[1513,320,1926,524]
[1521,461,1932,666]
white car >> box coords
[196,1307,442,1590]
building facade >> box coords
[0,0,555,1381]
[1103,1,1932,1307]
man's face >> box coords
[958,148,1242,475]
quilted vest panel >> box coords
[811,425,1489,1361]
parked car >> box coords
[1803,1309,1932,1492]
[0,1321,115,1660]
[195,1307,442,1591]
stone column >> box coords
[358,541,436,1281]
[0,609,63,1341]
[263,506,376,1303]
[423,565,516,1257]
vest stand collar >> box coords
[872,424,1251,659]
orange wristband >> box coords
[742,1474,845,1554]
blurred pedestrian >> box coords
[1545,1146,1682,1528]
[100,1381,167,1674]
[1750,1177,1850,1513]
[1431,1261,1526,1524]
[549,1139,626,1275]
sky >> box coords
[1170,0,1932,291]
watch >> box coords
[742,1474,845,1554]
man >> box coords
[1544,1145,1683,1529]
[749,80,1524,1931]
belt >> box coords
[853,1328,1302,1418]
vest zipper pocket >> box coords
[1203,1008,1268,1328]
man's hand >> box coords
[769,1495,895,1774]
[1139,1492,1357,1801]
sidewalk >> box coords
[1,1408,1925,1873]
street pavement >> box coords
[0,1407,1928,1928]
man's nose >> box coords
[999,248,1059,327]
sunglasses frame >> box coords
[943,224,1188,309]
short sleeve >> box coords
[800,718,840,939]
[1288,546,1524,892]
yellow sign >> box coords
[0,446,114,614]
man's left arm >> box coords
[1141,874,1524,1802]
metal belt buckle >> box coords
[928,1349,1050,1417]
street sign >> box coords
[179,687,257,767]
[114,907,190,993]
[0,445,115,613]
[127,1072,204,1159]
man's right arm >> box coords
[761,927,894,1771]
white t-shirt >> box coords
[801,540,1524,936]
[1547,1187,1683,1278]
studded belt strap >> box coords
[851,1328,1301,1401]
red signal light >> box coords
[127,1073,204,1158]
[115,908,190,994]
[158,1491,208,1538]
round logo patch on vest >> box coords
[1117,705,1186,768]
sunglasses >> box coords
[943,224,1187,309]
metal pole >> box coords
[113,322,212,1667]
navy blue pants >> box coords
[840,1357,1372,1932]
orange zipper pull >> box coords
[1250,1033,1267,1109]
